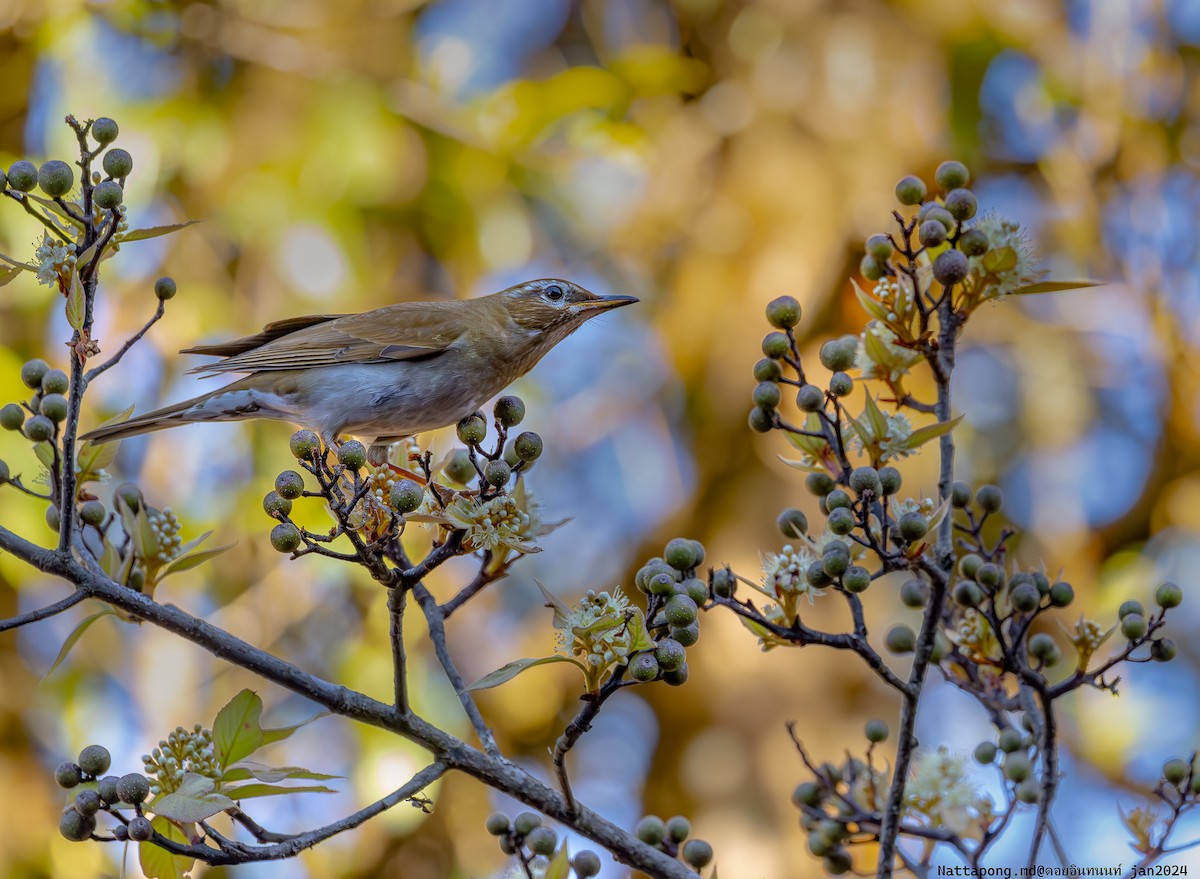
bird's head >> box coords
[500,279,638,338]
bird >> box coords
[81,279,637,457]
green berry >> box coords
[976,484,1003,512]
[526,826,557,855]
[1118,599,1144,620]
[662,662,690,685]
[682,839,713,868]
[1156,582,1183,609]
[865,719,888,743]
[115,482,142,512]
[92,117,119,144]
[289,429,320,459]
[826,506,855,536]
[666,815,690,843]
[1029,632,1057,662]
[649,571,677,596]
[959,228,990,256]
[492,394,525,427]
[154,276,177,300]
[712,567,735,598]
[636,815,665,845]
[80,500,107,526]
[897,511,928,542]
[432,449,472,485]
[924,206,956,232]
[0,403,24,431]
[878,466,902,495]
[514,431,543,462]
[806,472,835,496]
[998,728,1023,753]
[40,393,68,422]
[1120,613,1147,641]
[669,624,698,650]
[958,553,983,579]
[808,833,832,856]
[842,565,870,593]
[21,359,50,390]
[935,160,970,190]
[8,160,37,192]
[796,383,825,412]
[78,744,111,776]
[918,219,948,247]
[42,368,69,395]
[944,188,978,221]
[885,624,915,653]
[849,466,881,497]
[806,561,833,589]
[1152,638,1178,662]
[128,815,153,841]
[75,788,102,816]
[485,812,510,835]
[116,772,150,804]
[513,811,541,835]
[629,652,660,682]
[667,535,700,569]
[748,406,774,432]
[46,504,61,531]
[456,414,487,446]
[24,414,54,442]
[895,175,927,205]
[951,481,972,507]
[93,180,123,209]
[390,479,424,514]
[974,742,997,765]
[860,254,885,281]
[97,775,121,804]
[1016,778,1041,804]
[824,847,852,875]
[484,460,511,487]
[933,249,969,286]
[866,234,893,262]
[953,580,983,608]
[828,371,853,397]
[754,358,782,382]
[59,808,96,841]
[900,578,929,608]
[38,160,74,197]
[573,851,602,878]
[654,638,686,672]
[1003,752,1032,783]
[102,148,133,178]
[753,381,780,409]
[681,577,708,604]
[270,523,302,553]
[825,489,852,510]
[822,549,850,577]
[777,508,808,538]
[766,295,801,328]
[975,563,1002,589]
[762,331,790,359]
[1010,582,1041,613]
[1164,758,1190,786]
[1048,581,1074,607]
[275,470,304,499]
[819,339,857,372]
[664,594,698,627]
[55,761,82,788]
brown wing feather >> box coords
[185,300,474,376]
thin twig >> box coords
[85,300,165,382]
[0,589,86,633]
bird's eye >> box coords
[544,284,564,301]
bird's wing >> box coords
[184,301,471,375]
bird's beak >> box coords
[576,294,640,312]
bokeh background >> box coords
[1,0,1199,876]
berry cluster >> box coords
[483,811,602,877]
[53,744,153,843]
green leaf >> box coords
[130,507,161,563]
[851,279,889,324]
[98,540,122,579]
[535,579,572,627]
[0,265,23,287]
[624,606,655,653]
[777,456,825,474]
[160,543,235,579]
[1011,280,1101,295]
[212,689,265,769]
[151,774,235,822]
[78,406,135,475]
[139,816,194,879]
[862,393,888,441]
[897,414,965,451]
[222,761,339,783]
[41,609,118,680]
[981,246,1017,273]
[26,194,84,227]
[259,709,331,748]
[65,271,85,331]
[221,782,336,800]
[32,441,55,470]
[466,655,583,691]
[120,220,201,243]
[0,253,36,272]
[544,843,572,879]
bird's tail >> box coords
[80,381,279,444]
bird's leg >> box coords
[367,442,391,467]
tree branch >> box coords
[0,588,86,633]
